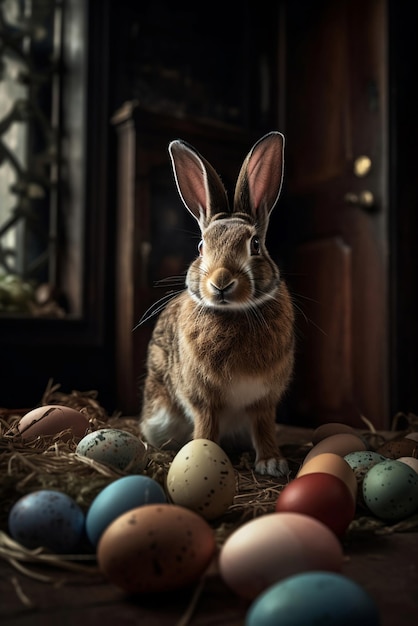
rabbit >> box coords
[139,131,295,477]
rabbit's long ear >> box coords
[169,140,229,228]
[234,131,284,229]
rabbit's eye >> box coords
[198,240,204,256]
[250,236,260,255]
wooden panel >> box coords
[285,0,348,189]
[291,236,354,424]
[284,0,389,429]
[112,103,253,414]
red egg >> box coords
[276,472,356,537]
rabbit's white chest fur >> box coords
[218,376,267,439]
[223,376,267,409]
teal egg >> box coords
[246,571,380,626]
[344,451,387,484]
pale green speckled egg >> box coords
[362,459,418,521]
[76,428,147,473]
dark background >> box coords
[0,0,417,428]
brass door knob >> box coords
[353,156,372,178]
[344,190,376,211]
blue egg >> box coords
[246,571,380,626]
[86,475,167,546]
[8,490,85,553]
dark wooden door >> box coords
[283,0,389,429]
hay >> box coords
[1,381,418,588]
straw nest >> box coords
[1,379,418,589]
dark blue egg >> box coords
[8,490,85,553]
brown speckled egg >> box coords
[97,504,216,594]
[376,437,418,459]
[18,405,90,442]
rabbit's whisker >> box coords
[154,275,186,287]
[133,290,182,330]
[291,298,327,337]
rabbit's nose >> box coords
[209,268,236,295]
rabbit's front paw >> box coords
[255,457,290,478]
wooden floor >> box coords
[0,531,417,626]
[1,425,417,626]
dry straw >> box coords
[1,380,418,588]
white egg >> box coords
[397,456,418,474]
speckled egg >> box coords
[362,459,418,521]
[166,439,236,520]
[76,428,147,473]
[97,503,216,594]
[8,489,85,553]
[344,451,387,484]
[376,436,418,459]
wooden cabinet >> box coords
[112,102,254,414]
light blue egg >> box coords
[8,490,85,553]
[86,474,167,545]
[246,571,380,626]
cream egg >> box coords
[166,438,236,520]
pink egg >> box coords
[219,512,343,600]
[18,405,90,442]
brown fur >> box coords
[139,132,295,477]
